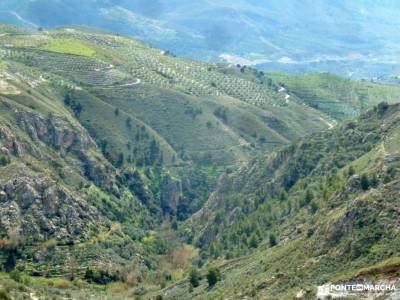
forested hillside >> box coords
[0,24,399,299]
[171,102,400,299]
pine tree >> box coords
[73,103,82,117]
[348,166,355,177]
[249,234,259,248]
[206,268,221,287]
[189,269,200,288]
[269,233,277,247]
[116,152,124,167]
[126,117,132,129]
[309,201,318,214]
[304,189,314,204]
[370,173,379,188]
[64,93,71,106]
[360,173,370,190]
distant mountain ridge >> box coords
[1,0,400,78]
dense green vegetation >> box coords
[41,39,97,57]
[167,102,400,299]
[0,24,338,168]
[0,24,400,299]
[270,72,400,120]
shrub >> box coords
[53,278,71,289]
[0,289,10,300]
[84,268,118,285]
[206,268,221,287]
[269,233,277,247]
[370,174,379,188]
[73,102,82,117]
[9,270,21,282]
[106,282,128,293]
[304,190,314,204]
[348,166,355,177]
[116,152,124,167]
[171,219,178,231]
[377,102,389,115]
[64,93,71,106]
[360,174,370,190]
[249,234,259,248]
[213,106,228,123]
[0,155,9,166]
[133,287,147,296]
[309,201,319,214]
[40,239,58,250]
[189,268,200,288]
[126,117,133,129]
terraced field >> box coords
[2,24,399,169]
[2,26,399,169]
[0,25,335,167]
[270,72,400,120]
[164,103,400,300]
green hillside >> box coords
[0,24,338,223]
[270,72,400,120]
[170,103,400,299]
[0,24,400,299]
[0,25,333,168]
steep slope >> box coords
[0,55,174,299]
[0,24,347,222]
[0,25,332,168]
[169,103,400,299]
[270,72,400,120]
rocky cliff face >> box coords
[0,100,112,244]
[160,175,182,214]
[0,172,101,242]
[15,109,117,191]
[16,111,95,154]
[0,83,166,280]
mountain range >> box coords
[0,23,399,299]
[1,1,400,78]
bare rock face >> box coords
[160,175,182,214]
[0,105,116,245]
[0,125,25,157]
[15,110,117,192]
[0,172,101,242]
[5,179,38,209]
[16,111,96,155]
